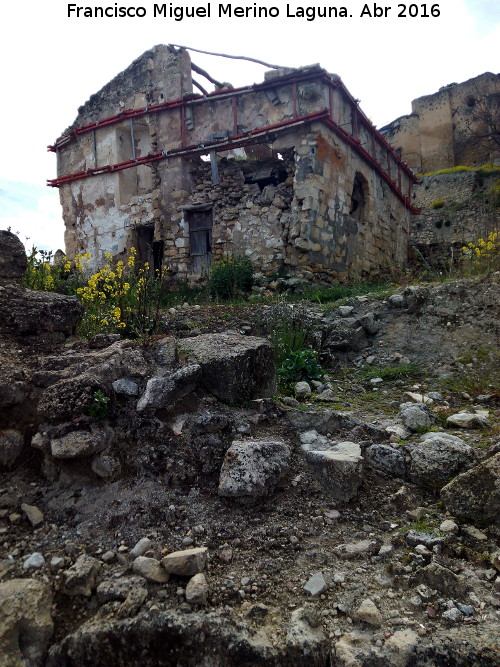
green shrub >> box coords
[208,255,254,300]
[279,349,324,384]
[477,163,500,178]
[22,247,89,294]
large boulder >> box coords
[136,365,201,413]
[304,442,363,501]
[407,433,476,488]
[0,578,53,666]
[440,453,500,524]
[0,230,27,284]
[218,439,290,503]
[365,444,406,478]
[0,285,83,338]
[181,334,275,404]
[398,402,433,432]
[38,374,106,421]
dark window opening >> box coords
[188,209,213,275]
[466,96,476,108]
[136,226,163,274]
[349,172,368,221]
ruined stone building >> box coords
[381,73,500,174]
[49,45,418,282]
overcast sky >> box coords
[1,0,498,252]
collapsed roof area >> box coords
[49,45,418,282]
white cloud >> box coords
[0,180,64,252]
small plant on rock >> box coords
[86,390,110,419]
[279,349,324,384]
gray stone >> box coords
[442,608,463,623]
[455,602,474,616]
[0,578,53,666]
[315,388,337,402]
[161,547,208,576]
[358,312,381,335]
[88,333,121,349]
[294,381,312,399]
[338,306,354,317]
[447,412,489,429]
[21,503,44,527]
[441,453,500,524]
[408,433,475,488]
[333,539,382,559]
[304,442,362,501]
[23,553,45,570]
[405,530,444,549]
[0,285,83,338]
[132,557,169,583]
[154,336,178,367]
[414,562,468,598]
[427,392,443,401]
[185,573,208,605]
[352,598,383,627]
[181,334,275,403]
[130,538,153,558]
[388,294,404,308]
[440,519,459,533]
[403,391,434,405]
[112,378,139,396]
[50,426,112,459]
[218,439,290,502]
[286,607,328,663]
[0,429,24,468]
[0,230,27,283]
[304,572,327,596]
[137,365,202,412]
[91,453,121,478]
[50,557,65,570]
[365,444,406,477]
[62,554,101,597]
[399,402,433,432]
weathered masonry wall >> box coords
[410,172,500,258]
[381,73,500,173]
[51,45,416,282]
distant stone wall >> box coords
[411,173,499,253]
[381,73,500,173]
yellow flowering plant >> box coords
[461,229,500,275]
[22,247,90,293]
[77,247,169,339]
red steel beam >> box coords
[48,107,418,212]
[48,69,327,152]
[47,111,330,187]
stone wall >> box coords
[381,73,500,173]
[410,173,499,261]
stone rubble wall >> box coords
[411,173,499,249]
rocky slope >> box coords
[0,231,499,666]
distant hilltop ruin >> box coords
[380,73,500,174]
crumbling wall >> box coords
[381,73,500,173]
[54,47,415,282]
[410,172,499,265]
